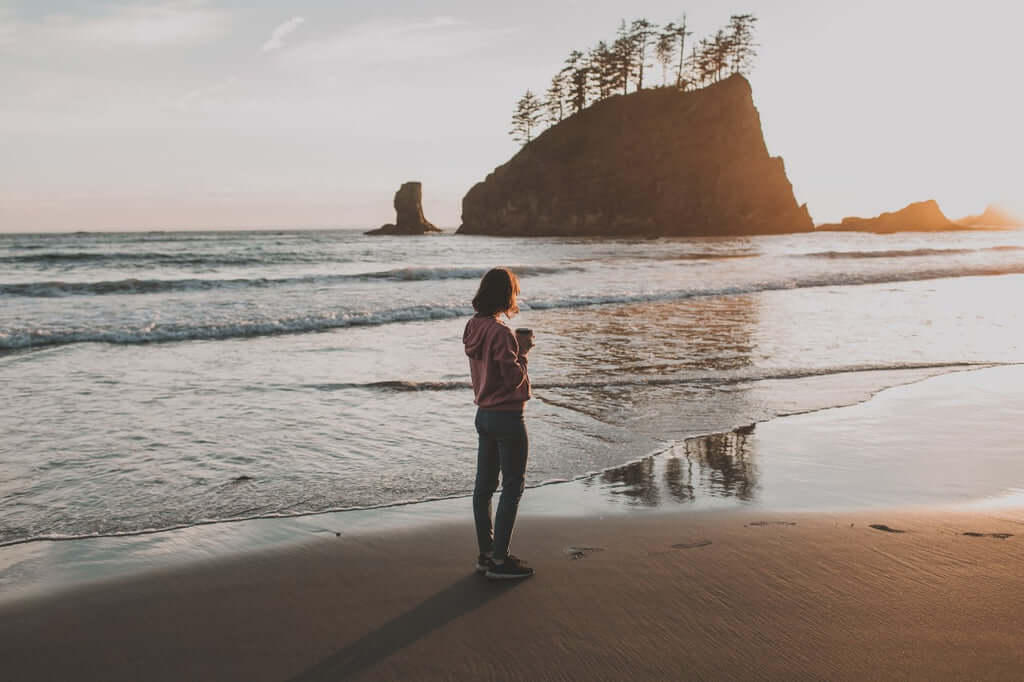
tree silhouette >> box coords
[511,11,760,141]
[685,45,701,88]
[655,24,677,86]
[544,74,566,125]
[509,90,544,146]
[629,18,657,90]
[710,30,731,82]
[560,50,590,114]
[671,14,693,89]
[692,41,702,87]
[612,21,634,95]
[726,14,758,75]
[588,40,615,101]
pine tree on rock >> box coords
[726,14,758,75]
[629,18,657,90]
[544,75,566,125]
[509,90,544,146]
[655,24,677,86]
[560,50,590,114]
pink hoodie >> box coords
[463,314,531,411]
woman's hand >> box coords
[515,331,535,355]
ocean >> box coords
[2,227,1024,548]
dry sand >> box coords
[1,507,1022,681]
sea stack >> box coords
[957,204,1024,228]
[365,182,442,235]
[817,200,962,233]
[457,74,812,237]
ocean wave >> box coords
[0,265,582,298]
[0,250,341,267]
[799,245,1024,259]
[304,380,474,392]
[4,263,1024,350]
[358,264,580,281]
[297,362,991,394]
[0,305,475,351]
[524,263,1024,310]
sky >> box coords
[1,0,1021,231]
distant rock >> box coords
[816,200,962,233]
[957,204,1024,228]
[365,182,442,235]
[457,74,812,237]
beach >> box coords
[3,232,1024,680]
[3,365,1023,680]
[2,507,1022,681]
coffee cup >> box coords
[515,328,534,350]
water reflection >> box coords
[600,457,660,505]
[588,426,757,507]
[531,295,759,425]
[543,295,758,378]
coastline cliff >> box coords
[816,200,962,233]
[457,74,812,237]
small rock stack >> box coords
[365,182,442,235]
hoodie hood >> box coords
[463,314,499,360]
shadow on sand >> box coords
[287,573,522,680]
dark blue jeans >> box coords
[473,408,528,560]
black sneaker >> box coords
[476,554,496,574]
[485,555,534,580]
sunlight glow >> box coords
[1,0,1022,230]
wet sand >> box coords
[2,507,1022,681]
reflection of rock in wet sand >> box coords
[664,457,694,503]
[594,427,757,506]
[601,457,660,506]
[684,431,756,501]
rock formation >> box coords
[365,182,442,235]
[457,74,812,237]
[817,200,962,233]
[956,204,1024,228]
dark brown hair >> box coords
[472,267,520,317]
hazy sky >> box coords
[2,0,1021,231]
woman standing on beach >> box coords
[463,268,535,580]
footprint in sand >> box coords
[565,546,605,560]
[746,521,796,527]
[869,524,906,533]
[671,540,712,550]
[963,532,1014,539]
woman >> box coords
[463,267,535,580]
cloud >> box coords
[0,1,227,50]
[262,16,305,52]
[277,16,511,67]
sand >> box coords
[1,507,1021,681]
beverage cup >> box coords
[515,327,534,349]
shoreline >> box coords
[2,506,1021,681]
[3,364,1024,679]
[0,361,991,548]
[4,363,1024,603]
